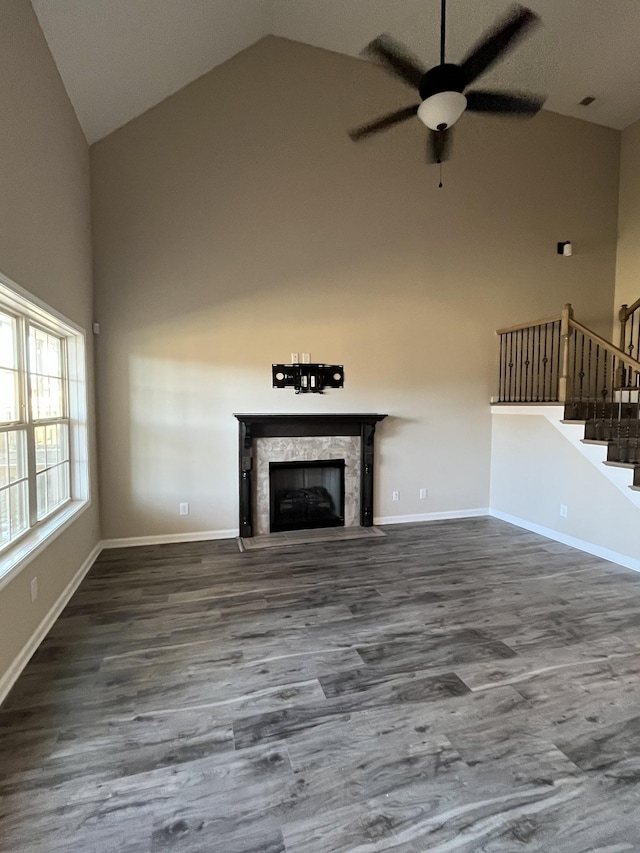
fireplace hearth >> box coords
[234,414,387,537]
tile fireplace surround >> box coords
[234,414,387,537]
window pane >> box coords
[0,433,7,488]
[29,327,64,421]
[37,463,70,520]
[35,425,46,472]
[36,471,47,519]
[0,312,16,369]
[29,327,61,377]
[9,481,27,537]
[45,423,69,466]
[0,368,18,422]
[31,375,63,420]
[59,422,69,462]
[8,430,26,482]
[0,488,9,545]
[46,424,56,467]
[46,467,60,511]
[57,461,70,502]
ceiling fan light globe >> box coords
[417,91,467,131]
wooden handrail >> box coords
[495,314,562,336]
[620,297,640,321]
[570,317,640,372]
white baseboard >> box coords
[101,529,238,549]
[374,508,490,525]
[490,509,640,573]
[0,541,103,706]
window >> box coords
[0,275,88,574]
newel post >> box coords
[616,305,629,388]
[558,303,573,404]
[619,304,629,354]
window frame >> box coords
[0,273,90,589]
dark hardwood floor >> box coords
[2,518,640,851]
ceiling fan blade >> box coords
[466,89,544,115]
[362,35,425,89]
[429,128,451,164]
[459,5,540,87]
[348,105,419,141]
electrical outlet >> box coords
[392,490,399,502]
[301,353,310,364]
[30,577,38,603]
[291,353,299,364]
[179,502,189,516]
[419,488,428,500]
[560,504,568,518]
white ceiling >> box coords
[31,0,640,144]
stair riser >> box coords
[607,445,640,465]
[565,403,640,421]
[584,424,640,441]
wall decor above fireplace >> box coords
[272,363,344,394]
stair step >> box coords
[603,460,637,469]
[565,402,640,421]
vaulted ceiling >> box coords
[31,0,640,144]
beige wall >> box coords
[616,117,640,327]
[0,2,100,685]
[91,36,620,541]
[490,411,640,565]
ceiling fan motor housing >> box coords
[417,64,467,131]
[418,63,465,99]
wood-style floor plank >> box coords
[2,517,640,851]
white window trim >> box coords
[0,272,91,591]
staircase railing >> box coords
[619,298,640,381]
[497,303,640,403]
[496,303,640,464]
[496,312,564,403]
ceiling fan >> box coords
[349,1,546,167]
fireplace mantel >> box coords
[234,413,388,537]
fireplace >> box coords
[234,414,387,537]
[270,459,345,532]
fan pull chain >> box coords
[439,161,443,188]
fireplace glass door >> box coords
[269,460,345,532]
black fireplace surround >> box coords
[234,414,387,538]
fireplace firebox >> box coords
[269,460,345,532]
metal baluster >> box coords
[587,338,598,422]
[571,328,578,411]
[578,331,585,413]
[535,325,541,401]
[600,346,605,419]
[555,320,562,401]
[525,326,530,401]
[615,355,623,453]
[542,323,549,401]
[509,332,514,401]
[635,365,640,464]
[606,351,614,438]
[517,329,523,402]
